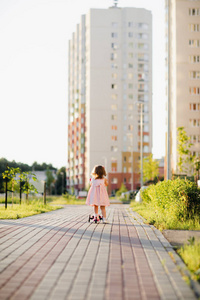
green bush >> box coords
[116,183,127,197]
[141,179,200,221]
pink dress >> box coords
[86,178,110,207]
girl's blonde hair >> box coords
[91,165,106,179]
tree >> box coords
[55,167,66,195]
[19,172,38,203]
[177,127,194,174]
[142,154,159,182]
[45,169,55,195]
[2,167,21,206]
[32,161,56,171]
[194,157,200,182]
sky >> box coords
[0,0,165,169]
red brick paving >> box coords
[0,205,196,300]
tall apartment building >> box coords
[166,0,200,176]
[67,7,152,194]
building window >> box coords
[144,104,148,113]
[128,125,133,131]
[112,157,117,163]
[111,84,117,89]
[111,177,118,184]
[128,53,133,58]
[129,42,133,48]
[128,63,133,68]
[111,104,117,110]
[111,53,117,60]
[144,146,149,153]
[128,83,133,89]
[111,42,117,49]
[190,71,200,79]
[189,55,200,63]
[112,125,117,130]
[111,63,118,69]
[128,104,133,110]
[189,87,200,95]
[128,22,133,27]
[190,103,200,110]
[137,33,148,39]
[111,32,118,38]
[189,8,200,16]
[111,114,117,120]
[128,32,133,38]
[189,119,200,127]
[190,135,200,143]
[112,73,117,79]
[111,136,117,141]
[189,39,200,47]
[144,135,149,142]
[128,113,133,119]
[138,53,149,61]
[189,24,200,32]
[138,43,148,50]
[128,94,133,99]
[111,94,117,100]
[144,115,149,123]
[128,73,133,79]
[112,22,118,27]
[111,146,118,152]
[138,23,148,30]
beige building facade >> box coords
[67,7,152,194]
[166,0,200,176]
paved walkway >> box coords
[0,205,196,300]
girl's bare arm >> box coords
[104,178,108,186]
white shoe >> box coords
[102,217,109,224]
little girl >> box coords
[86,165,110,223]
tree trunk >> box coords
[12,181,14,207]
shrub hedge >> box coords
[141,179,200,221]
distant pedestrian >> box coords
[86,165,110,223]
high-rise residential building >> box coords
[165,0,200,177]
[67,6,152,195]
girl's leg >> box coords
[94,205,98,216]
[100,206,106,218]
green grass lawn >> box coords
[130,201,200,283]
[178,240,200,282]
[0,195,86,219]
[47,196,86,205]
[130,201,200,231]
[0,201,62,219]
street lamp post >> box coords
[167,0,171,180]
[135,101,144,188]
[127,133,134,191]
[140,102,144,188]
